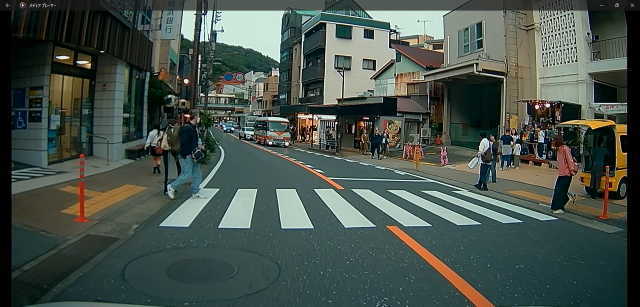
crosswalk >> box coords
[159,189,557,230]
[12,167,65,182]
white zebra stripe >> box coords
[276,189,314,229]
[423,191,522,224]
[315,189,375,228]
[353,189,430,227]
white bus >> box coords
[254,117,291,147]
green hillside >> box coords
[181,35,279,82]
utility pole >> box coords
[191,0,203,108]
[417,19,431,44]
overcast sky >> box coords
[181,11,447,61]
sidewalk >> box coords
[320,146,627,225]
[11,151,220,306]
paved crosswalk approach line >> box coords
[389,190,481,226]
[160,189,220,227]
[353,189,431,227]
[218,189,258,229]
[277,189,314,229]
[423,191,522,224]
[454,191,557,221]
[314,189,375,228]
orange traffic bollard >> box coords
[598,165,610,220]
[74,154,89,223]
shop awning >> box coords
[397,97,428,114]
[309,96,397,116]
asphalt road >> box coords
[50,128,627,307]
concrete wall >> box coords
[323,22,395,104]
[535,0,594,119]
[11,42,52,167]
[443,10,505,66]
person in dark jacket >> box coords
[166,112,204,200]
[488,135,499,183]
[371,128,382,160]
[589,138,609,199]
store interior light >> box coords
[535,104,540,110]
[545,103,551,108]
[76,60,90,65]
[55,55,70,60]
[99,50,105,53]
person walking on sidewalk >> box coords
[550,135,578,214]
[144,124,164,174]
[360,128,369,155]
[474,132,492,191]
[513,138,522,169]
[371,128,382,159]
[381,129,390,159]
[166,112,204,200]
[500,129,514,170]
[488,135,499,183]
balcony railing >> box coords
[302,64,325,83]
[303,30,326,55]
[591,36,627,61]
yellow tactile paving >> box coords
[507,190,625,219]
[58,185,104,198]
[61,184,146,217]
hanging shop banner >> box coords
[48,130,58,154]
[592,103,627,115]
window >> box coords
[76,52,94,69]
[620,135,628,153]
[53,47,74,65]
[305,87,321,97]
[334,55,352,70]
[395,51,402,62]
[364,29,374,39]
[362,59,376,70]
[458,21,483,56]
[336,24,352,39]
[123,67,144,142]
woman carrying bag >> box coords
[144,124,164,174]
[550,135,578,214]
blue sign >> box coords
[13,89,26,108]
[48,130,58,154]
[12,110,28,130]
[224,73,234,81]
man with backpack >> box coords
[166,112,204,200]
[474,132,492,191]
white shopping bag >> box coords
[467,156,479,169]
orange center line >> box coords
[387,226,494,307]
[237,136,344,190]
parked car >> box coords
[239,127,255,140]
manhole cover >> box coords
[166,258,237,284]
[124,248,279,301]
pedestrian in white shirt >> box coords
[538,128,546,159]
[474,132,492,191]
[513,139,522,169]
[144,123,164,174]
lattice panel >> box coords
[539,0,578,67]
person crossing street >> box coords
[166,112,204,200]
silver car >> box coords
[239,127,254,140]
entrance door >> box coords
[48,74,94,163]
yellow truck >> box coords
[557,120,628,199]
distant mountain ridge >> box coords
[181,36,279,81]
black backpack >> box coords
[481,146,493,163]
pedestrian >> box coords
[510,129,519,167]
[538,127,546,159]
[588,137,609,199]
[166,112,204,200]
[474,132,492,191]
[550,135,578,214]
[291,126,296,144]
[440,145,448,166]
[513,138,522,169]
[488,135,499,183]
[371,128,382,159]
[500,129,514,170]
[360,129,369,155]
[381,129,389,158]
[144,123,164,174]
